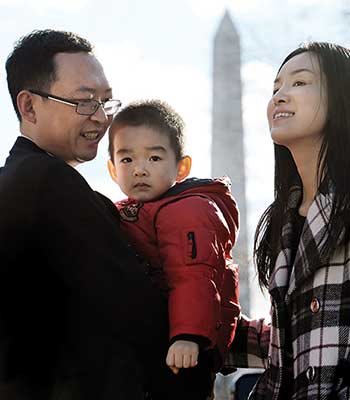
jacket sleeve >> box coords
[223,314,270,369]
[155,195,236,346]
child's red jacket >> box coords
[116,177,241,367]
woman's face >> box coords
[267,52,327,151]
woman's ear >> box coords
[176,155,192,182]
[17,90,37,123]
[107,159,118,183]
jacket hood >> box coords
[162,176,239,239]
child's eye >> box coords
[149,155,161,162]
[272,87,279,95]
[120,157,132,163]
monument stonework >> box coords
[211,11,250,313]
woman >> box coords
[225,42,350,399]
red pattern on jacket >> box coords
[116,177,241,364]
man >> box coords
[0,29,170,400]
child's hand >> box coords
[166,340,199,375]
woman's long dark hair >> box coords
[254,42,350,289]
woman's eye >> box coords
[120,157,132,163]
[293,80,305,87]
[150,155,161,162]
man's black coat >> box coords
[0,137,170,399]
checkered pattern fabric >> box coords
[225,185,350,399]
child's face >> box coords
[108,125,182,202]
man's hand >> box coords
[166,340,199,374]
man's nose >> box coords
[90,104,109,123]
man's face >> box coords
[33,52,113,165]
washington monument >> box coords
[211,10,250,313]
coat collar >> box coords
[287,190,332,297]
[11,136,48,156]
[269,182,333,303]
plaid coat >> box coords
[225,185,350,399]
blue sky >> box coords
[1,0,349,317]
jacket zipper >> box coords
[187,231,197,259]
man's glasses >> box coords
[29,89,122,116]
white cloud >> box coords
[187,0,228,18]
[0,0,86,10]
[187,0,275,20]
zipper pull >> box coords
[187,231,197,259]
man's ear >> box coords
[107,159,118,183]
[176,155,192,182]
[17,90,37,123]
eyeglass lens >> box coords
[77,100,120,116]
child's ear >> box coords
[176,156,192,182]
[107,159,118,183]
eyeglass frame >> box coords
[29,89,122,116]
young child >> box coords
[107,99,241,399]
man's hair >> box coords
[109,99,186,162]
[6,29,93,120]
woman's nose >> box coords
[272,87,289,105]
